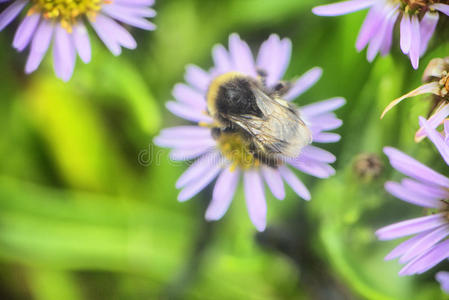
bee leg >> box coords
[271,81,292,97]
[198,121,222,128]
[252,152,280,168]
[257,68,268,87]
[249,143,281,168]
[211,127,222,140]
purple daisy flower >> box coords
[154,33,345,231]
[436,271,449,293]
[312,0,449,69]
[0,0,156,81]
[376,117,449,276]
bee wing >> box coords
[228,87,312,158]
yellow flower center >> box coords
[400,0,447,14]
[217,133,260,170]
[29,0,109,32]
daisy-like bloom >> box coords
[154,33,345,231]
[312,0,449,69]
[381,57,449,141]
[0,0,156,81]
[436,271,449,293]
[376,117,449,276]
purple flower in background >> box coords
[312,0,449,69]
[376,117,449,275]
[154,33,345,231]
[0,0,156,81]
[436,271,449,293]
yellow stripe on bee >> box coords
[206,72,245,117]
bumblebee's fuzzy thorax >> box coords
[206,72,263,126]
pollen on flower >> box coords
[217,133,260,170]
[401,0,428,12]
[400,0,445,14]
[29,0,108,32]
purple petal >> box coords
[261,166,285,200]
[102,16,137,49]
[91,14,136,52]
[205,167,240,221]
[53,25,76,82]
[288,157,335,178]
[383,147,449,188]
[154,126,215,149]
[384,231,431,260]
[0,0,27,31]
[419,116,449,166]
[178,163,222,202]
[256,34,292,87]
[284,67,322,101]
[90,14,121,55]
[299,145,336,163]
[409,15,420,69]
[165,101,213,123]
[312,0,374,16]
[25,19,54,74]
[312,132,341,143]
[300,97,345,118]
[400,14,411,54]
[73,22,91,63]
[385,181,444,209]
[445,120,449,143]
[244,170,267,231]
[380,10,398,55]
[169,147,214,161]
[106,4,156,18]
[436,272,449,294]
[356,3,385,51]
[157,126,212,139]
[257,34,279,83]
[366,6,398,62]
[416,104,449,141]
[376,213,447,240]
[400,239,449,275]
[401,178,449,203]
[102,4,156,30]
[114,0,155,5]
[212,44,232,74]
[431,3,449,16]
[154,135,215,149]
[13,13,40,51]
[228,33,257,77]
[419,11,438,56]
[176,151,222,188]
[399,224,449,263]
[279,165,311,200]
[308,114,343,132]
[172,83,206,109]
[185,65,211,92]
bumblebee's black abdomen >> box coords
[216,78,263,117]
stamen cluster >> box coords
[29,0,106,31]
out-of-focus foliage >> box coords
[1,0,449,299]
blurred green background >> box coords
[1,0,449,299]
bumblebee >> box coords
[206,72,312,168]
